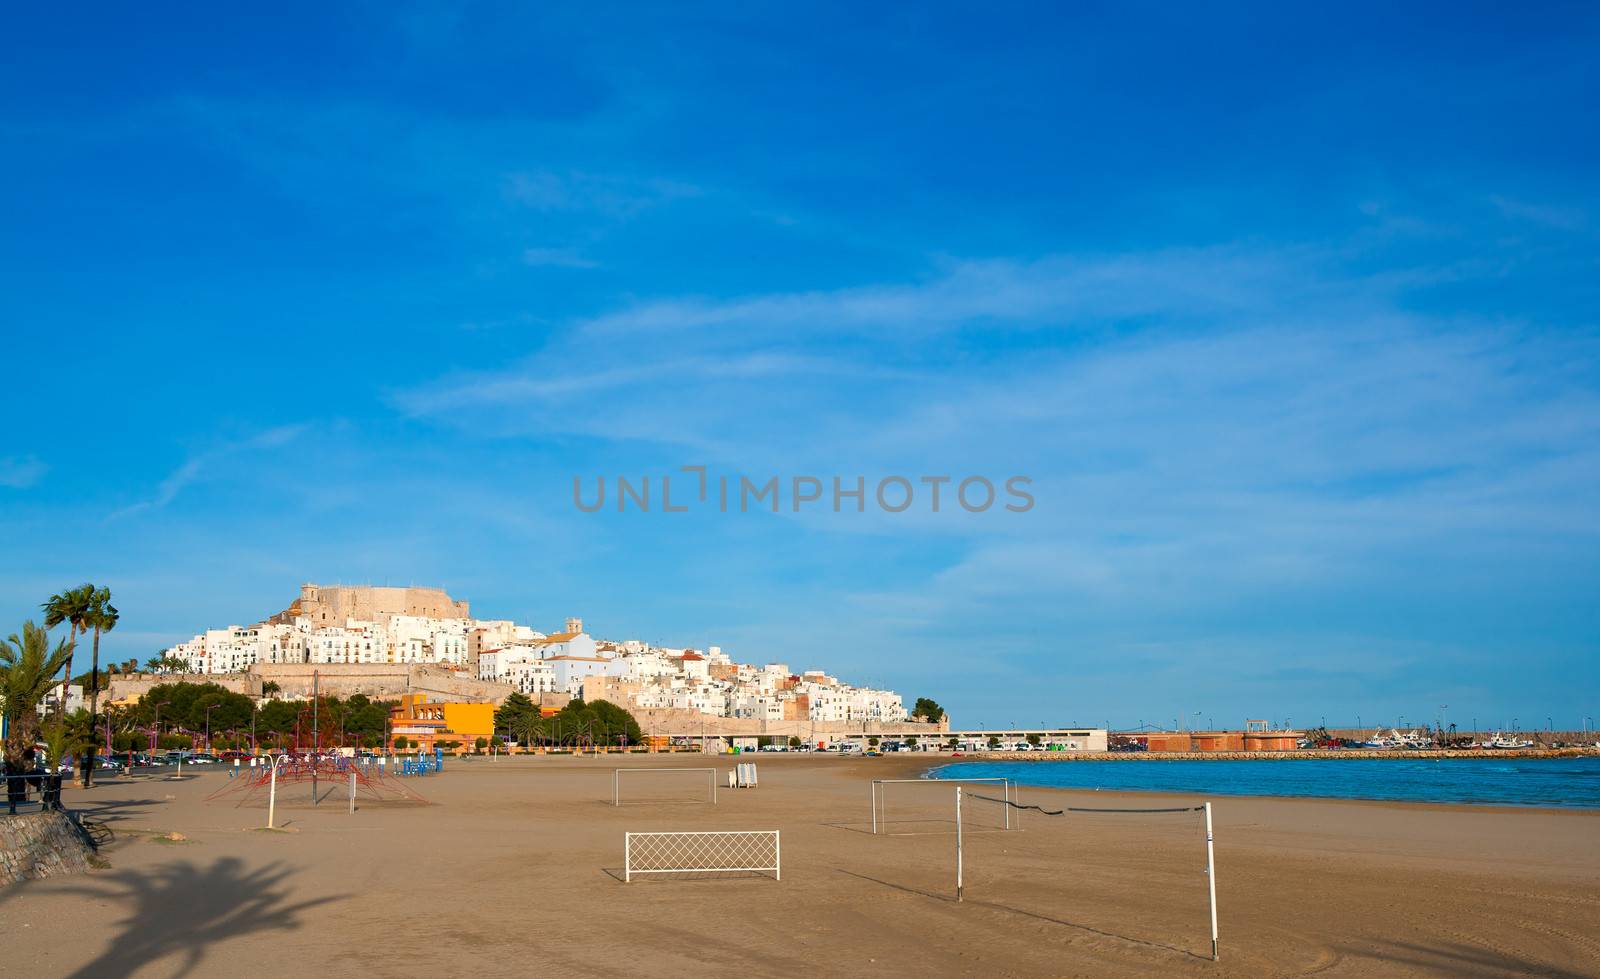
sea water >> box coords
[928,756,1600,808]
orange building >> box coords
[1191,732,1245,752]
[389,694,496,752]
[1243,732,1299,751]
[1142,733,1193,752]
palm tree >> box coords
[42,583,96,714]
[1,621,75,764]
[81,589,118,787]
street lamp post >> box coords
[151,701,170,753]
[205,704,219,751]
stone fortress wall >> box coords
[106,663,514,705]
[267,583,471,626]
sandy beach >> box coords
[2,753,1597,978]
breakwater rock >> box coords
[951,747,1600,762]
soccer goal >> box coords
[955,787,1220,962]
[624,830,780,882]
[871,777,1015,834]
[612,767,719,806]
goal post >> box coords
[612,767,719,806]
[623,830,780,882]
[957,790,1220,962]
[872,777,1014,834]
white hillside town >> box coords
[162,584,908,724]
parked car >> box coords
[186,753,220,765]
[93,755,123,771]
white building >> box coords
[162,607,911,726]
[546,654,616,696]
[478,645,559,695]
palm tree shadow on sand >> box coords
[46,857,346,978]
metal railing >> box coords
[2,771,66,816]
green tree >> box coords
[41,583,96,713]
[1,621,75,764]
[256,699,300,741]
[143,654,188,675]
[393,735,409,751]
[1026,733,1041,747]
[475,736,489,753]
[911,697,945,724]
[42,710,94,772]
[986,735,1001,749]
[261,680,281,698]
[495,692,538,739]
[546,698,643,748]
[79,587,117,784]
[788,736,802,749]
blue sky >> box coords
[3,3,1597,731]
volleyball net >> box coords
[871,777,1016,834]
[956,788,1220,962]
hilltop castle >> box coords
[268,583,471,626]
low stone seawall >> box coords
[0,810,94,886]
[951,747,1600,762]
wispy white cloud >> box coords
[107,424,309,521]
[576,249,1321,339]
[1489,195,1588,232]
[521,246,600,269]
[393,245,1600,655]
[504,170,701,219]
[0,455,48,489]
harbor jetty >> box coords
[951,747,1600,762]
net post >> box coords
[871,781,878,835]
[348,769,356,815]
[624,832,632,883]
[711,769,717,805]
[955,786,964,902]
[775,830,781,881]
[267,759,278,829]
[612,769,618,806]
[1004,779,1012,830]
[1205,801,1219,961]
